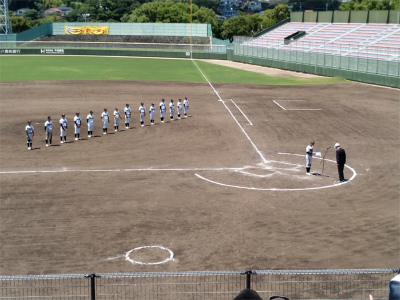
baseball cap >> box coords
[334,143,340,147]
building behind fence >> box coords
[0,268,399,300]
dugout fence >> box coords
[0,268,398,300]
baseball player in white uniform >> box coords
[59,114,68,143]
[87,110,94,137]
[149,103,155,125]
[44,116,52,147]
[25,120,34,150]
[124,103,131,129]
[101,108,109,134]
[177,99,183,119]
[74,112,81,140]
[139,103,146,127]
[159,99,166,123]
[183,96,189,117]
[306,141,315,175]
[169,99,175,121]
[114,108,122,131]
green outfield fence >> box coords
[0,268,398,300]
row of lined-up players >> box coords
[24,97,189,149]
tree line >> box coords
[8,0,400,39]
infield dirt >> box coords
[0,77,398,275]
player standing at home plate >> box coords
[124,103,131,129]
[149,103,155,125]
[44,116,52,147]
[74,112,81,140]
[183,96,189,117]
[177,99,183,119]
[159,99,166,123]
[169,99,175,121]
[25,120,34,150]
[306,140,315,175]
[139,103,146,127]
[114,108,122,131]
[87,110,94,137]
[101,108,109,135]
[59,114,68,144]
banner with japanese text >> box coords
[64,26,109,35]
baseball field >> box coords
[0,55,398,275]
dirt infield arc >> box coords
[0,76,399,275]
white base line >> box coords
[0,167,241,175]
[273,100,321,111]
[192,60,266,163]
[273,100,286,110]
[229,99,253,125]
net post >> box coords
[241,269,256,289]
[85,273,100,300]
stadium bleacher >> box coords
[243,22,400,61]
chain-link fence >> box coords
[0,268,398,300]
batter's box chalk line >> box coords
[195,153,356,192]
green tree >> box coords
[339,0,399,10]
[221,13,248,41]
[211,19,224,39]
[9,16,32,33]
[37,12,64,24]
[22,9,39,20]
[269,4,290,23]
[125,1,215,23]
[192,6,216,23]
[193,0,219,12]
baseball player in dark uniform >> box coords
[169,99,175,121]
[335,142,346,182]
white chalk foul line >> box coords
[0,167,241,175]
[230,99,253,125]
[192,60,266,163]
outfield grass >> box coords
[0,56,347,85]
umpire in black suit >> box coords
[335,143,346,182]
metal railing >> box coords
[240,38,400,62]
[0,268,398,300]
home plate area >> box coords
[194,154,354,191]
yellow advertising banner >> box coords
[64,26,109,35]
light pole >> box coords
[82,13,90,22]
